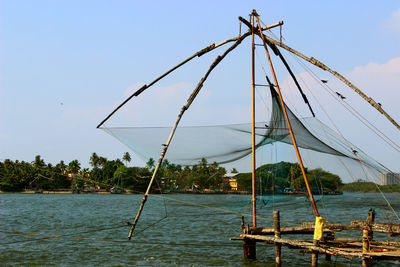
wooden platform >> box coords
[231,210,400,266]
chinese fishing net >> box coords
[101,86,389,184]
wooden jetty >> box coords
[232,210,400,266]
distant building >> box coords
[356,179,367,183]
[380,172,400,185]
[224,173,239,191]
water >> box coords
[1,193,400,266]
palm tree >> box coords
[67,160,81,175]
[33,155,45,169]
[122,152,131,167]
[98,157,107,168]
[56,160,67,174]
[90,152,99,169]
[146,158,155,170]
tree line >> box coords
[0,153,343,192]
[0,153,228,192]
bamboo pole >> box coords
[97,22,283,129]
[127,33,247,240]
[254,14,320,217]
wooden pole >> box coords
[251,9,257,228]
[242,217,256,260]
[241,10,258,260]
[127,35,247,240]
[311,239,319,267]
[254,14,320,217]
[362,210,375,267]
[325,232,334,261]
[274,210,281,267]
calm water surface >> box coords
[1,193,400,266]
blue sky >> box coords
[1,0,399,177]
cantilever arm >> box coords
[96,21,283,128]
[239,16,400,132]
[270,38,400,132]
[127,33,248,240]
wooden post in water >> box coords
[325,232,334,261]
[311,239,319,267]
[274,210,281,267]
[242,221,256,260]
[362,210,375,267]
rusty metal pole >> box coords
[255,15,320,217]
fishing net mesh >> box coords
[101,88,388,183]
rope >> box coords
[354,154,400,223]
[292,52,400,153]
[0,230,240,247]
[0,222,129,245]
[126,188,302,227]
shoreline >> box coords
[0,189,251,195]
[0,189,350,195]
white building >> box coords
[380,172,400,185]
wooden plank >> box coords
[240,234,400,260]
[242,234,360,259]
[352,220,400,234]
[301,220,400,234]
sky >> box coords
[1,0,399,178]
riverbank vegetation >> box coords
[0,153,228,192]
[2,154,396,193]
[236,162,343,193]
[340,182,400,193]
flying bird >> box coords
[336,92,346,100]
[321,80,328,83]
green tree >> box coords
[98,157,107,168]
[90,152,99,169]
[67,160,81,175]
[33,155,45,169]
[146,158,155,170]
[122,152,131,166]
